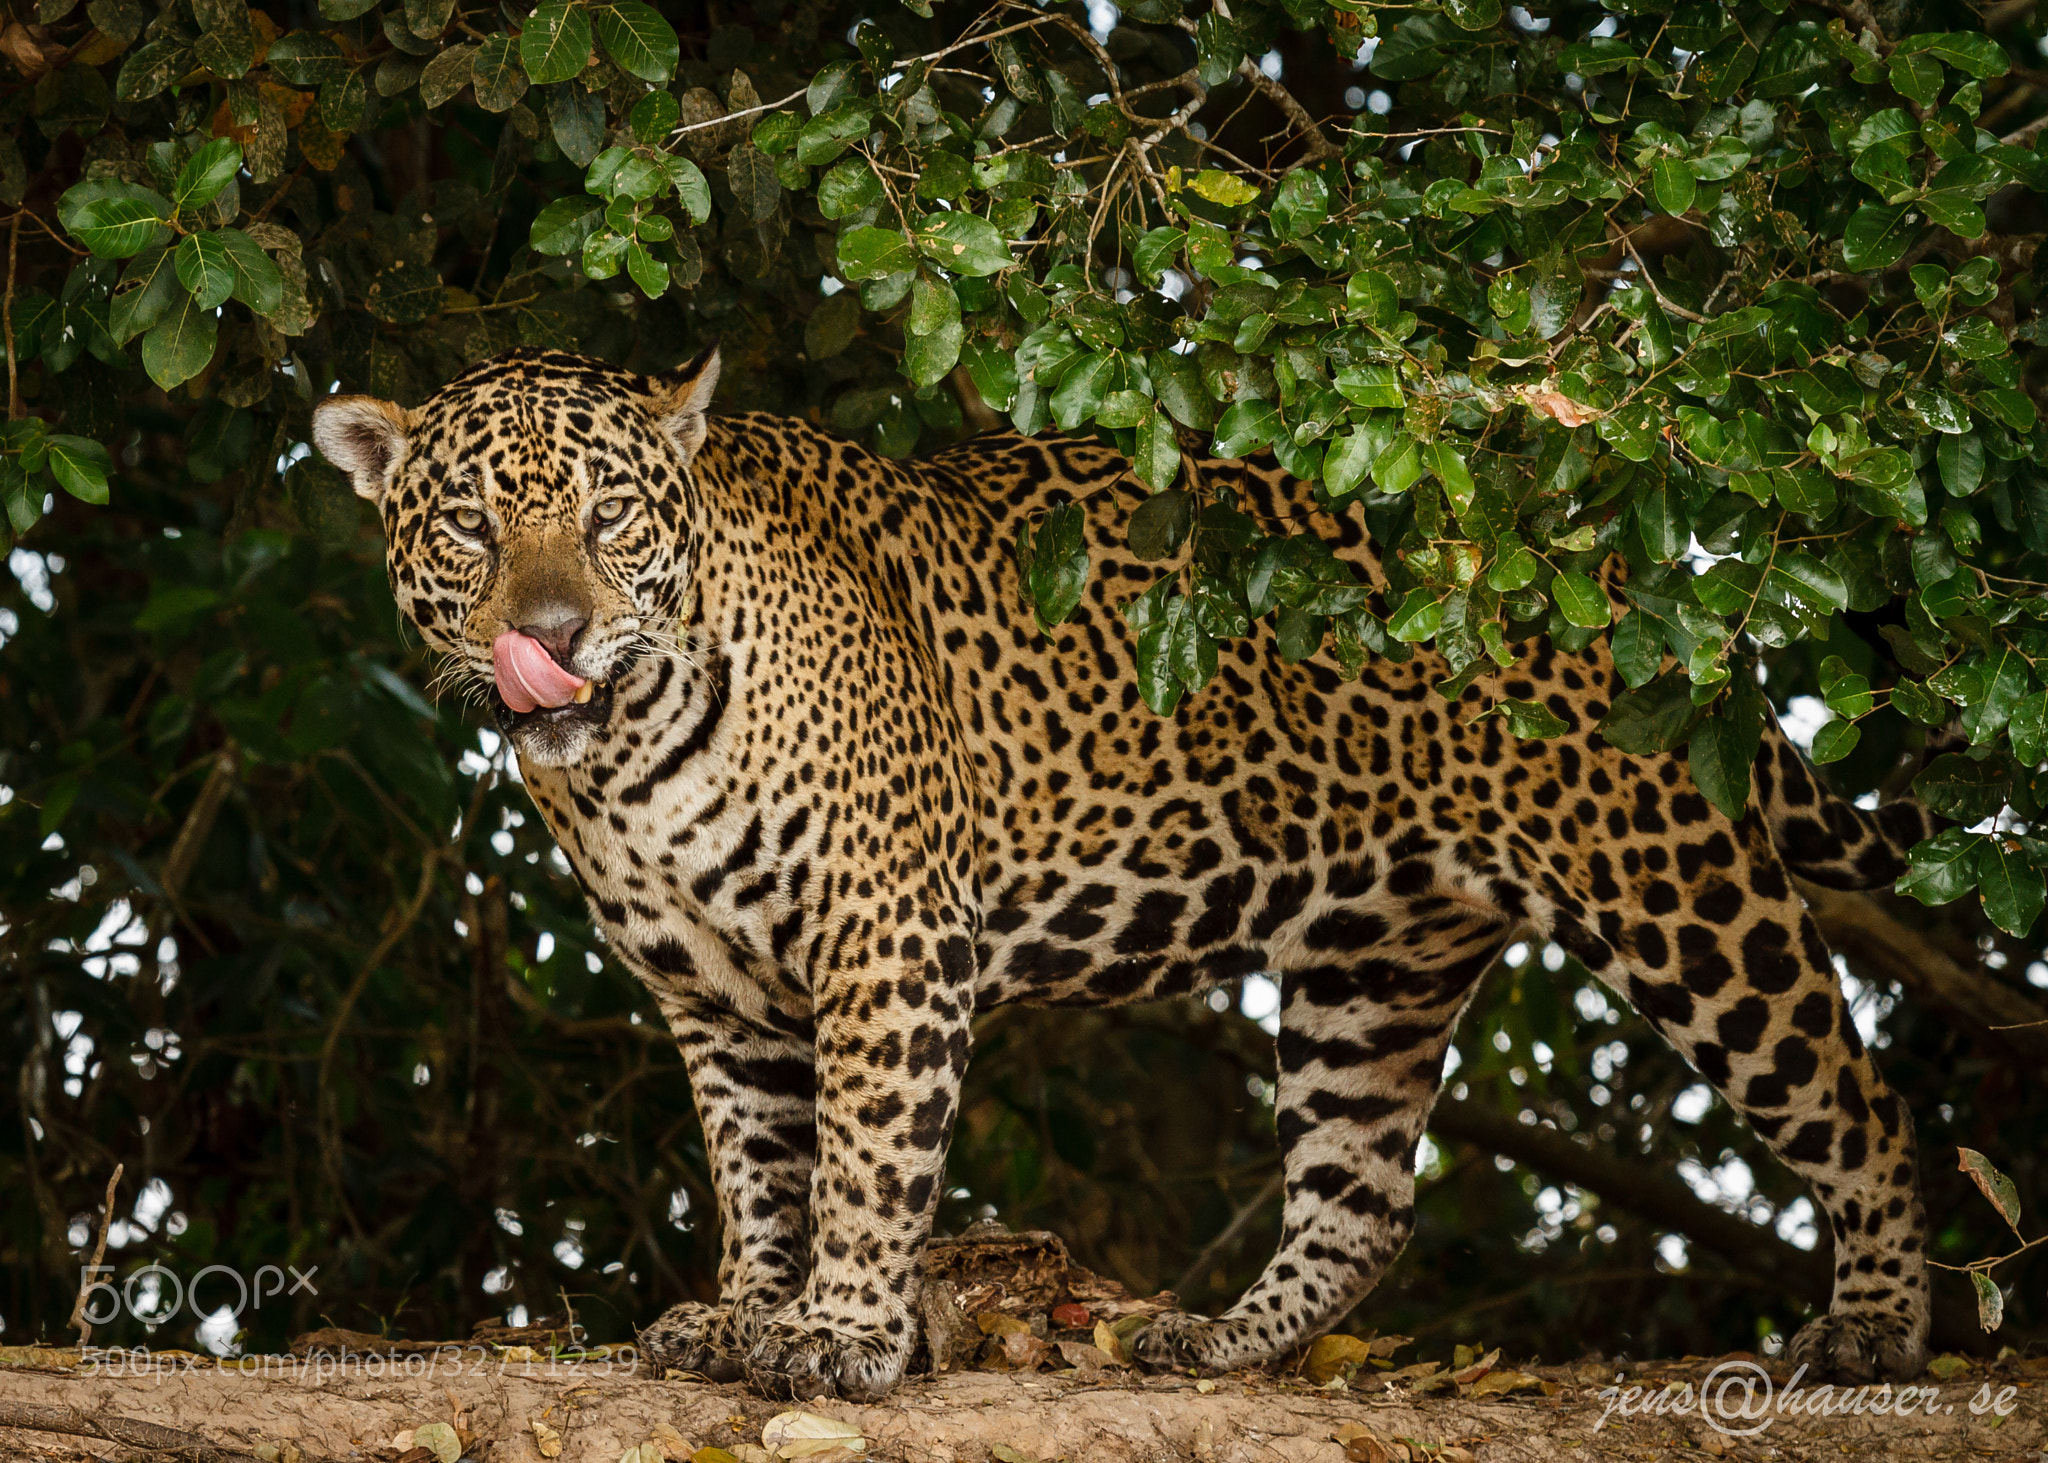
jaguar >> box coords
[313,344,1940,1401]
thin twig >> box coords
[316,853,440,1230]
[4,209,18,420]
[66,1163,123,1346]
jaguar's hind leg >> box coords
[1546,815,1930,1381]
[1134,915,1502,1374]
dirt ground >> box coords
[2,1344,2043,1463]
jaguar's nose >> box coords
[517,611,588,667]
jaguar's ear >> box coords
[649,343,721,465]
[312,395,418,505]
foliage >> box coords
[2,0,2046,1361]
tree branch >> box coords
[0,1399,341,1463]
[1800,881,2048,1067]
[1426,1097,1987,1354]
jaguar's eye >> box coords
[594,497,629,522]
[451,507,487,533]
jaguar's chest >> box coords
[519,652,822,1024]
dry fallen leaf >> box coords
[1304,1333,1373,1384]
[989,1446,1040,1463]
[759,1411,865,1460]
[1333,1423,1407,1462]
[977,1311,1031,1337]
[531,1419,563,1458]
[1092,1318,1129,1364]
[1366,1333,1413,1359]
[649,1423,692,1460]
[1450,1346,1501,1385]
[1194,1378,1216,1394]
[413,1423,461,1463]
[1381,1360,1441,1385]
[1050,1302,1091,1328]
[618,1446,663,1463]
[1927,1354,1972,1380]
[1468,1367,1543,1397]
[689,1450,742,1463]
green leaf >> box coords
[1911,31,2009,79]
[594,0,677,83]
[1129,489,1193,561]
[1552,572,1610,628]
[1135,410,1179,493]
[1027,501,1090,630]
[46,434,113,504]
[1387,593,1442,643]
[1912,752,2010,822]
[174,138,242,213]
[1976,838,2044,936]
[58,181,170,258]
[1842,202,1919,271]
[630,87,678,141]
[1189,169,1260,207]
[961,337,1018,413]
[818,157,883,218]
[1212,399,1280,459]
[665,155,711,223]
[1651,156,1696,217]
[2009,689,2048,766]
[1270,168,1329,239]
[625,239,668,298]
[1972,1272,2005,1333]
[904,274,963,388]
[912,213,1014,276]
[1888,50,1943,108]
[1323,427,1375,496]
[1687,711,1752,820]
[1898,828,1985,905]
[141,290,220,389]
[1937,432,1984,494]
[410,43,471,108]
[1599,672,1701,754]
[1133,227,1185,286]
[264,31,349,86]
[115,37,190,101]
[837,225,915,281]
[520,0,592,84]
[1333,364,1402,409]
[174,231,235,311]
[530,194,604,255]
[215,228,283,315]
[1611,609,1663,688]
[1049,353,1111,432]
[469,33,529,110]
[1426,440,1475,514]
[1495,697,1567,739]
[1810,717,1861,764]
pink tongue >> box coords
[492,630,587,713]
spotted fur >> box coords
[313,347,1936,1401]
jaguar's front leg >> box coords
[744,931,976,1401]
[639,992,817,1382]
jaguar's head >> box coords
[312,345,719,767]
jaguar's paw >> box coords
[745,1314,911,1402]
[637,1301,752,1384]
[1787,1309,1930,1383]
